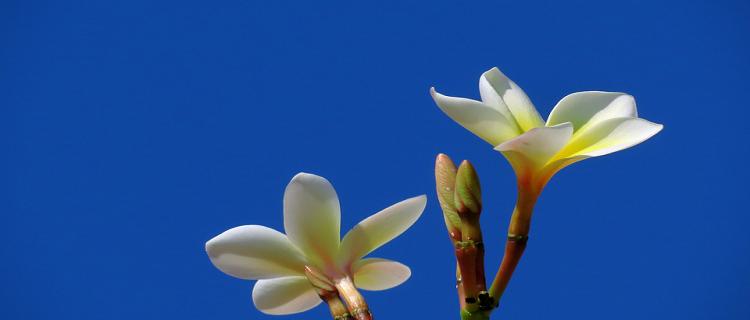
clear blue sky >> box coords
[3,1,749,319]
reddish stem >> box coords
[488,182,539,307]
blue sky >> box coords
[3,0,749,319]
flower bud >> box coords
[454,160,482,217]
[435,153,462,241]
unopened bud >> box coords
[435,153,461,240]
[454,160,482,217]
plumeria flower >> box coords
[430,67,663,193]
[206,173,426,316]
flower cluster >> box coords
[206,65,662,319]
[430,67,662,319]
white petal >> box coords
[562,117,663,157]
[478,72,517,129]
[252,276,322,315]
[284,173,341,269]
[495,123,574,170]
[352,258,411,291]
[546,91,637,132]
[431,87,521,146]
[339,195,427,266]
[205,225,307,280]
[479,67,544,131]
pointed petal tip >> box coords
[482,66,502,76]
[648,122,664,136]
[429,87,443,102]
[205,237,218,257]
[568,117,664,158]
[429,87,444,106]
[429,87,442,101]
[290,172,322,182]
[406,194,428,209]
[403,194,428,212]
[413,194,428,205]
[639,119,664,137]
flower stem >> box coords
[317,289,354,320]
[305,266,354,320]
[461,310,491,320]
[334,277,373,320]
[488,183,539,307]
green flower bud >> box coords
[454,160,482,217]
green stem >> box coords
[461,309,491,320]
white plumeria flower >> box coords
[206,173,427,315]
[431,67,663,192]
